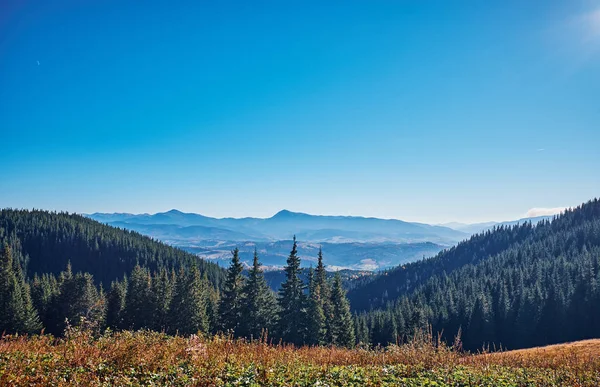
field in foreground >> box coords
[1,330,599,387]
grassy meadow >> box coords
[1,328,599,387]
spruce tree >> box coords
[315,248,333,343]
[219,248,245,335]
[106,278,127,330]
[278,236,309,345]
[152,268,173,331]
[241,249,278,339]
[31,273,59,329]
[306,267,326,345]
[124,265,153,330]
[466,293,494,349]
[330,273,355,347]
[204,272,220,334]
[0,244,41,334]
[47,263,105,334]
[169,265,209,335]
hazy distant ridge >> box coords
[88,209,467,244]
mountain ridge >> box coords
[86,209,467,244]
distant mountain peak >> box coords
[272,209,296,218]
[165,209,184,214]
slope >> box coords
[0,209,225,287]
[350,198,600,351]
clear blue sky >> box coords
[1,0,599,223]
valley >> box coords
[86,209,550,271]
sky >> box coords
[1,0,599,224]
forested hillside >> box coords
[0,210,355,346]
[0,209,225,287]
[352,198,600,351]
[2,201,599,353]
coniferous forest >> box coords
[0,210,354,346]
[1,199,600,352]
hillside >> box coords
[483,339,600,362]
[0,209,225,287]
[350,198,600,351]
[442,215,553,235]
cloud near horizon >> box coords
[525,207,567,218]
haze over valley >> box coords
[87,209,554,270]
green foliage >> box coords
[277,236,309,345]
[353,198,600,351]
[0,209,225,287]
[240,249,278,339]
[105,278,126,330]
[0,244,41,334]
[124,265,154,330]
[306,267,326,345]
[330,273,356,347]
[169,265,210,335]
[151,268,174,332]
[219,248,245,334]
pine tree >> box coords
[241,249,278,339]
[124,265,153,330]
[0,244,41,334]
[31,273,59,329]
[330,273,355,347]
[152,268,173,331]
[169,265,209,335]
[354,314,370,346]
[219,248,245,335]
[106,278,127,330]
[466,293,494,350]
[315,248,334,343]
[278,236,309,345]
[47,263,105,334]
[204,273,220,334]
[306,267,326,345]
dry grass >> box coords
[0,329,599,386]
[475,339,600,371]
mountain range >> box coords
[88,209,467,243]
[86,209,552,270]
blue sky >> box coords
[1,0,599,223]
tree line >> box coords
[352,199,600,351]
[2,200,600,352]
[0,209,225,287]
[1,236,355,347]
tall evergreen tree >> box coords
[204,272,220,334]
[466,293,494,350]
[219,248,245,335]
[330,273,355,347]
[278,236,308,345]
[306,267,326,345]
[152,268,174,331]
[0,244,41,334]
[47,263,105,334]
[106,278,127,330]
[315,248,334,343]
[241,249,278,339]
[124,265,153,330]
[31,273,59,329]
[169,265,209,335]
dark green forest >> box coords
[0,210,354,346]
[352,198,600,350]
[1,200,600,351]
